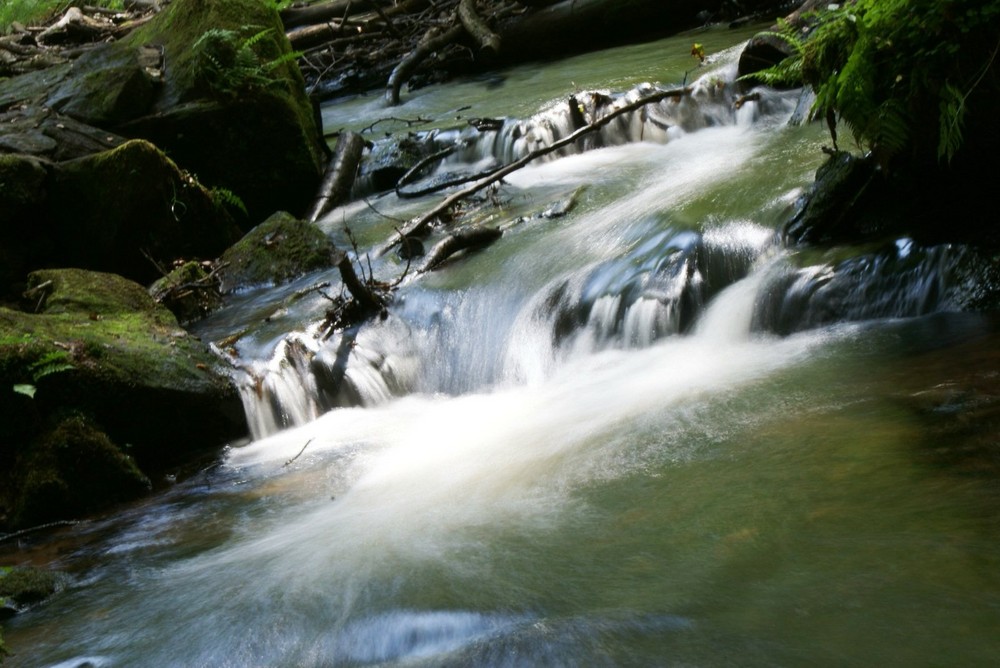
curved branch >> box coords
[385,23,464,106]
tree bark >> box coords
[307,131,367,223]
[458,0,500,58]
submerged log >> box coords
[307,131,367,223]
[420,225,502,272]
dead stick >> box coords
[283,438,314,467]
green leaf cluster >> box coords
[752,0,1000,167]
[1,334,73,399]
[194,25,303,98]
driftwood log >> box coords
[307,131,367,223]
[385,23,465,106]
[419,225,502,272]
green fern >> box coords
[194,25,302,97]
[748,0,1000,169]
[3,335,74,398]
[210,186,248,217]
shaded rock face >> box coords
[118,0,326,223]
[0,269,246,529]
[0,140,241,295]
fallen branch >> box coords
[283,438,314,467]
[419,225,502,272]
[382,85,692,252]
[307,131,367,223]
[385,22,464,106]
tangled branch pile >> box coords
[281,0,523,104]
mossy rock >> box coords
[0,269,246,527]
[46,139,241,284]
[10,414,151,528]
[217,211,339,293]
[0,566,60,610]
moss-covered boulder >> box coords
[0,566,60,613]
[10,414,151,528]
[217,211,339,293]
[47,139,242,283]
[0,269,246,528]
[117,0,326,223]
[0,0,324,227]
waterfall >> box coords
[233,61,970,439]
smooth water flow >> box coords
[6,27,1000,667]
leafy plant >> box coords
[194,25,302,97]
[748,0,1000,168]
[210,186,248,217]
[1,334,74,399]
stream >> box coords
[6,25,1000,667]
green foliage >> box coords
[210,186,249,218]
[749,0,1000,167]
[194,25,303,97]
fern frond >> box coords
[937,82,966,163]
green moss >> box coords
[125,0,305,109]
[6,269,231,393]
[218,211,337,292]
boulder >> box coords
[0,566,60,614]
[0,269,246,528]
[217,211,340,293]
[0,0,326,226]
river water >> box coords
[6,25,1000,667]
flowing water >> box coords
[6,26,1000,667]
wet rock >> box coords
[115,0,326,223]
[46,139,241,284]
[783,151,885,245]
[9,414,151,528]
[217,211,340,293]
[45,43,158,127]
[0,566,60,613]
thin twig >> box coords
[283,438,314,467]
